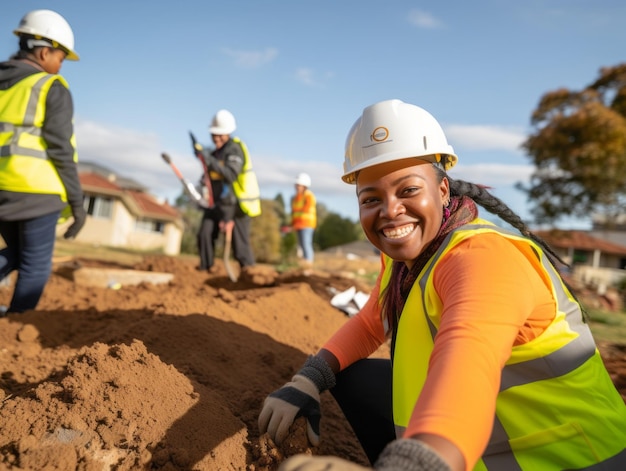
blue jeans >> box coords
[0,211,59,313]
[296,227,314,262]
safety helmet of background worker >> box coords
[13,9,79,61]
[342,99,458,184]
[295,173,311,188]
[209,109,237,135]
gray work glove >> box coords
[258,355,336,446]
[375,439,452,470]
[63,205,87,239]
[278,439,451,471]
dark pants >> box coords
[231,207,255,267]
[330,358,396,464]
[0,211,60,313]
[197,205,255,270]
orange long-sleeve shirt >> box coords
[322,233,557,469]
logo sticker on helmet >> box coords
[371,127,389,142]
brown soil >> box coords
[0,253,624,471]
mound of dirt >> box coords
[0,253,624,470]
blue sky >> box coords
[3,1,625,228]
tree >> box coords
[250,199,283,264]
[314,212,362,250]
[518,63,626,226]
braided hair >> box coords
[446,174,566,267]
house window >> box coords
[572,250,588,264]
[84,195,113,219]
[135,218,165,233]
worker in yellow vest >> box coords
[259,99,626,470]
[0,10,85,315]
[291,172,317,266]
[196,109,260,272]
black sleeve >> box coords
[42,79,84,209]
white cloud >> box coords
[75,119,202,201]
[408,10,444,29]
[445,124,526,152]
[453,163,533,187]
[221,47,278,68]
[72,119,535,221]
[295,68,334,87]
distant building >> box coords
[56,162,184,256]
[536,229,626,292]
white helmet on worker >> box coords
[295,173,311,187]
[209,109,237,135]
[342,99,458,184]
[13,9,79,61]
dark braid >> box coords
[447,175,567,268]
[445,173,587,319]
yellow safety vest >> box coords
[383,218,626,470]
[231,137,261,217]
[291,189,316,229]
[0,72,77,202]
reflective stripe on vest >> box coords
[388,219,626,470]
[231,137,261,217]
[0,72,74,200]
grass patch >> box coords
[586,307,626,345]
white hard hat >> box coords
[342,99,457,184]
[209,109,236,135]
[14,9,79,61]
[295,173,311,187]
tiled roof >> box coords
[79,172,180,221]
[536,230,626,256]
[79,172,122,192]
[127,190,179,219]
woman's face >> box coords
[356,159,449,268]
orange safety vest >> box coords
[291,189,316,230]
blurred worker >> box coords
[259,99,626,470]
[196,109,261,272]
[291,172,317,266]
[0,10,86,315]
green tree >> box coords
[315,212,362,250]
[174,194,203,255]
[250,199,283,263]
[518,63,626,226]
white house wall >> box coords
[56,199,182,256]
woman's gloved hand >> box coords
[279,454,371,471]
[258,355,336,446]
[278,439,452,471]
[278,438,451,471]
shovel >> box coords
[221,220,237,282]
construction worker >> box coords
[259,99,626,470]
[196,109,260,272]
[0,10,85,315]
[291,172,317,266]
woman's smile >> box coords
[382,223,416,239]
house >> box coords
[535,229,626,291]
[56,162,184,256]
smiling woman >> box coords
[259,99,626,471]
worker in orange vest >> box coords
[290,173,317,266]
